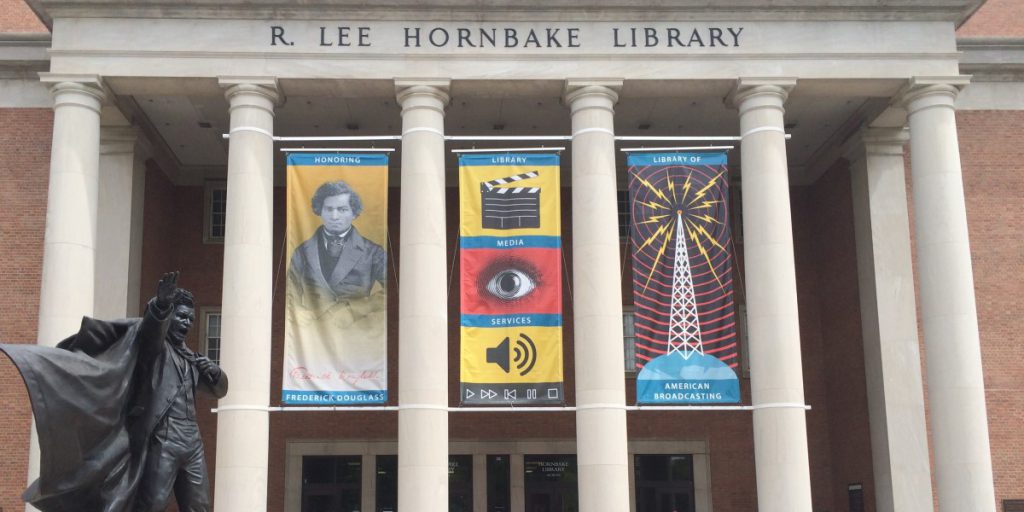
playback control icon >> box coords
[461,383,562,405]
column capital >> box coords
[219,77,282,109]
[845,126,909,162]
[895,76,971,116]
[563,79,622,113]
[726,77,796,111]
[395,79,451,113]
[862,127,910,154]
[100,126,139,156]
[39,73,107,113]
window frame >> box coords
[203,180,228,244]
[200,307,222,365]
[623,306,638,375]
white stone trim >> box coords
[228,125,273,138]
[572,127,615,138]
[740,125,787,138]
[401,126,445,137]
[750,402,811,410]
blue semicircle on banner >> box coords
[637,352,740,404]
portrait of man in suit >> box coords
[288,180,387,313]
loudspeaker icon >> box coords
[485,333,537,376]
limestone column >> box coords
[899,77,996,512]
[213,78,279,512]
[728,78,813,512]
[28,75,106,507]
[564,80,630,512]
[395,80,450,512]
[95,124,139,319]
[849,127,933,512]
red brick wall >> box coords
[0,0,46,33]
[0,108,52,511]
[796,160,877,512]
[957,110,1024,507]
[958,0,1024,37]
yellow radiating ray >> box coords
[688,170,725,206]
[680,175,693,204]
[693,213,722,225]
[692,222,726,251]
[637,199,668,211]
[636,175,670,204]
[691,200,721,211]
[636,221,671,253]
[668,175,677,203]
[686,219,725,287]
[644,216,676,292]
[636,214,670,226]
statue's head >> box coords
[311,180,363,236]
[167,288,196,346]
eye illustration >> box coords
[486,268,536,301]
[478,257,541,304]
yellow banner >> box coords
[459,153,564,405]
[283,153,389,405]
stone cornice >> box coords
[0,33,51,73]
[27,0,984,28]
[958,37,1024,82]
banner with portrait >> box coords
[283,153,389,405]
[459,153,564,405]
[628,152,740,404]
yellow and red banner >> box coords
[283,153,389,405]
[459,153,563,405]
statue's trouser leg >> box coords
[173,438,211,512]
[135,422,187,512]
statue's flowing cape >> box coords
[1,314,161,512]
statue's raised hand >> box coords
[156,271,180,309]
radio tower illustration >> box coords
[667,211,704,360]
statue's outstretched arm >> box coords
[138,272,178,357]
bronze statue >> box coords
[0,272,227,512]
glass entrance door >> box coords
[301,455,362,512]
[524,455,579,512]
[633,454,696,512]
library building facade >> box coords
[1,1,1023,511]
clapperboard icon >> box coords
[480,171,542,229]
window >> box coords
[623,308,637,373]
[617,189,631,242]
[486,455,511,512]
[376,454,398,512]
[203,180,227,243]
[202,309,222,365]
[449,455,473,512]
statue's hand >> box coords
[155,271,179,308]
[195,354,221,381]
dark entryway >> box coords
[633,454,696,512]
[301,455,362,512]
